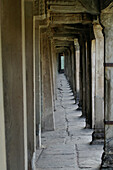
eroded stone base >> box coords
[91,131,104,145]
[85,124,91,129]
[101,152,113,169]
[42,113,55,132]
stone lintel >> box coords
[47,0,99,14]
[49,5,98,14]
[53,37,74,41]
[53,34,79,39]
[55,41,73,47]
[50,13,93,25]
[93,24,103,39]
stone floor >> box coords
[35,74,103,170]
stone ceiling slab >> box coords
[49,13,93,25]
[47,0,99,14]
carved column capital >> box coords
[93,24,103,39]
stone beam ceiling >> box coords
[34,0,98,53]
[47,0,99,14]
[54,40,74,47]
[49,13,94,25]
[55,46,69,53]
[53,37,74,41]
[51,25,90,36]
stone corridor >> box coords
[35,74,103,170]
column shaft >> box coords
[82,41,87,117]
[86,40,92,128]
[0,2,7,168]
[51,40,57,109]
[78,45,83,110]
[1,0,28,169]
[91,39,96,129]
[41,31,54,131]
[92,24,104,144]
[74,39,80,103]
[25,1,36,168]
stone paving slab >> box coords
[35,74,103,170]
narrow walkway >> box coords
[35,74,103,170]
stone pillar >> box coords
[100,5,113,168]
[0,3,7,168]
[92,24,104,144]
[78,44,83,110]
[51,40,57,109]
[65,50,69,79]
[25,1,36,168]
[68,49,72,84]
[34,20,42,148]
[81,39,87,117]
[1,0,28,169]
[48,38,55,113]
[70,44,76,95]
[91,39,96,129]
[71,43,76,96]
[86,40,92,128]
[41,31,54,131]
[64,51,67,76]
[65,49,71,82]
[74,39,80,103]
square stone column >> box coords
[64,50,68,79]
[1,0,28,169]
[70,44,76,95]
[100,4,113,168]
[68,49,72,84]
[65,50,69,78]
[51,40,57,110]
[65,49,71,82]
[91,24,104,145]
[0,3,7,169]
[34,20,42,148]
[86,40,92,128]
[25,1,36,168]
[91,39,96,129]
[81,39,87,117]
[41,31,55,131]
[74,39,80,103]
[78,44,83,110]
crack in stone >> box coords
[75,144,80,168]
[36,148,44,164]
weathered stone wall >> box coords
[100,3,113,168]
